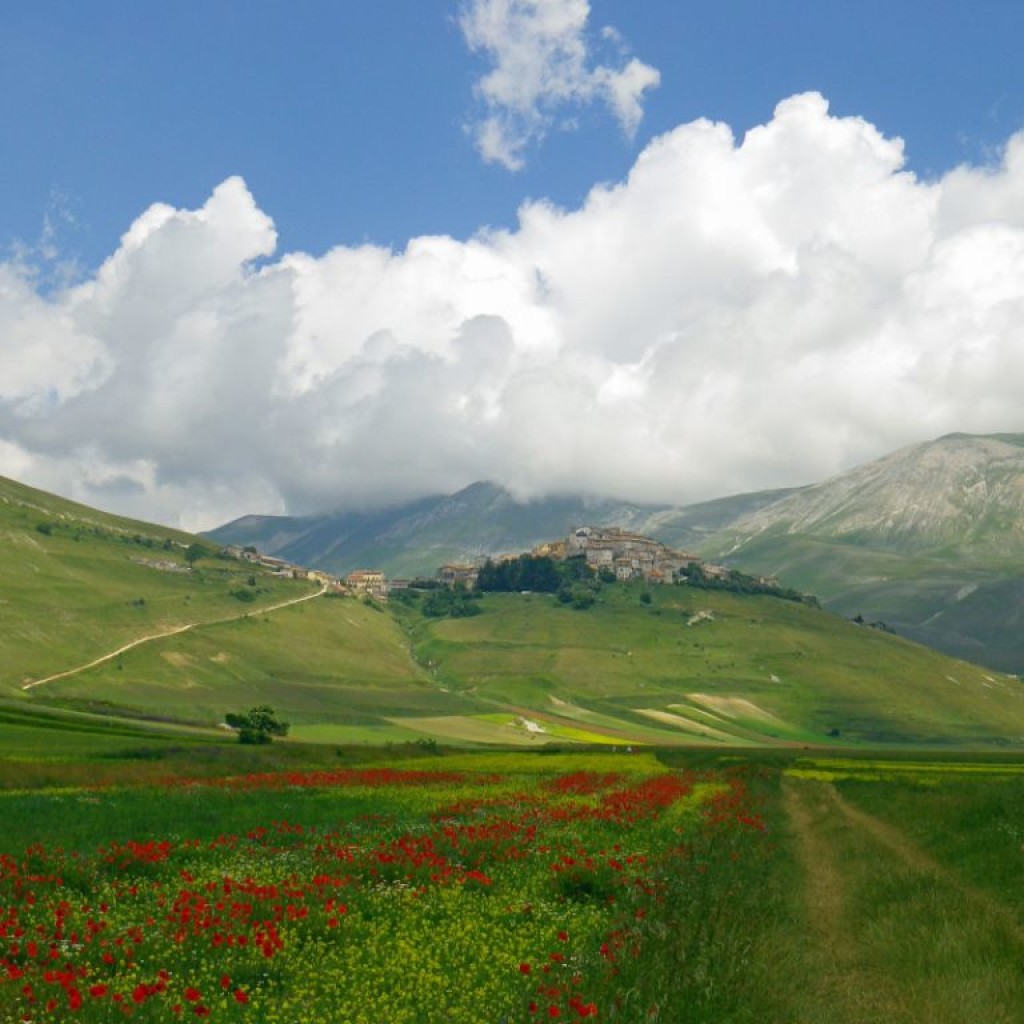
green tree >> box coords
[183,542,207,567]
[422,585,481,618]
[224,704,290,744]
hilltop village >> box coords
[225,525,778,599]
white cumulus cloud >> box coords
[2,94,1024,530]
[459,0,660,169]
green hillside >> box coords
[393,586,1024,749]
[5,472,1024,752]
[33,597,458,744]
[0,475,319,692]
[702,530,1024,671]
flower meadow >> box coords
[0,755,775,1023]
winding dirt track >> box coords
[21,584,327,691]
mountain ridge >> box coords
[204,481,798,576]
[714,433,1024,562]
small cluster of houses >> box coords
[224,524,776,600]
[223,546,389,600]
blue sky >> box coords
[5,1,1022,270]
[2,1,1024,529]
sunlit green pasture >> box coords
[0,475,319,693]
[403,586,1024,747]
[31,597,441,728]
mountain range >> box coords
[208,432,1024,673]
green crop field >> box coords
[0,745,1022,1023]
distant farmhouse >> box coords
[345,569,388,600]
[438,564,480,589]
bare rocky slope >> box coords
[711,434,1024,563]
[698,434,1024,672]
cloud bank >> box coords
[3,93,1024,531]
[459,0,660,169]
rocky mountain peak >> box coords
[727,432,1024,557]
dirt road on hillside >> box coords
[21,584,326,691]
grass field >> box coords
[399,586,1024,747]
[0,742,1022,1022]
[777,755,1024,1023]
[0,475,321,694]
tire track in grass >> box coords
[784,776,1024,1024]
[782,776,902,1024]
[827,784,1024,949]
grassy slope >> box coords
[0,475,326,692]
[5,473,1024,750]
[37,597,460,734]
[711,531,1024,672]
[401,586,1024,747]
[0,475,471,745]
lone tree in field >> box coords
[224,704,290,744]
[183,542,207,567]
